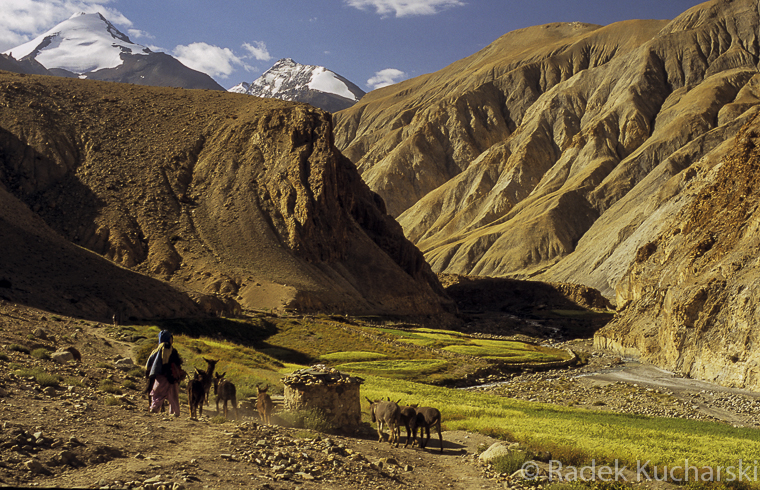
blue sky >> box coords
[1,0,704,91]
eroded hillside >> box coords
[0,71,453,322]
[334,0,760,298]
[596,112,760,390]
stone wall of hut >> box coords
[284,382,361,430]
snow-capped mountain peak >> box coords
[231,58,365,112]
[5,12,150,74]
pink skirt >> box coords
[150,374,180,415]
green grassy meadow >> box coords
[360,375,760,475]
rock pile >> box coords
[227,422,401,485]
[282,364,363,387]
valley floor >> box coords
[2,302,759,489]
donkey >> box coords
[410,406,443,453]
[213,372,238,420]
[256,385,274,424]
[399,404,418,448]
[366,397,401,447]
[200,358,218,406]
[187,370,205,420]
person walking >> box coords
[146,329,184,416]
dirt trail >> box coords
[577,360,760,427]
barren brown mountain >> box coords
[334,0,760,389]
[0,71,453,323]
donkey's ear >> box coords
[365,396,374,404]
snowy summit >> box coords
[230,58,365,112]
[3,12,223,90]
[6,12,150,74]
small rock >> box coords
[25,459,51,475]
[115,358,134,370]
[33,328,48,340]
[478,442,513,464]
[51,350,75,364]
[57,450,78,465]
[380,457,399,466]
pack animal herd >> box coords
[168,358,445,452]
[184,357,273,425]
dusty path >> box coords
[577,360,760,427]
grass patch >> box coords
[63,377,84,387]
[279,408,336,434]
[103,396,121,406]
[30,348,51,360]
[12,366,61,387]
[127,366,145,378]
[8,344,30,355]
[96,362,114,370]
[122,379,138,390]
[492,449,532,475]
[319,351,388,363]
[210,416,229,424]
[443,341,567,362]
[370,327,568,363]
[336,359,448,380]
[99,379,122,395]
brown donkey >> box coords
[256,385,274,424]
[213,372,238,420]
[366,397,401,447]
[411,406,443,453]
[187,370,205,420]
[200,358,218,406]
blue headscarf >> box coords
[147,330,174,377]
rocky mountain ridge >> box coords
[0,70,452,323]
[334,0,760,390]
[231,58,365,112]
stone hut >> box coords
[282,365,363,432]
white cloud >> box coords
[242,41,271,62]
[0,0,131,51]
[345,0,465,17]
[367,68,406,90]
[127,28,154,41]
[173,42,255,79]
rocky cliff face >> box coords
[596,114,760,390]
[0,72,452,322]
[334,0,760,389]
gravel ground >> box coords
[466,339,760,428]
